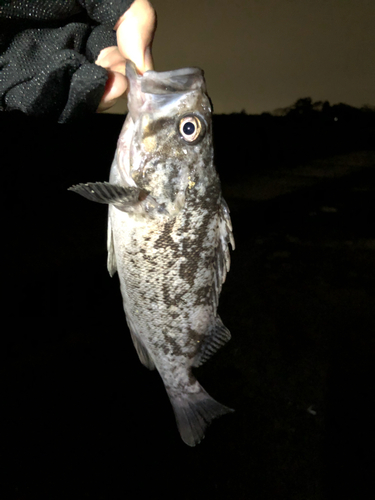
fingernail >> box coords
[97,99,117,112]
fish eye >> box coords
[178,115,204,144]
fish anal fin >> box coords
[192,316,231,368]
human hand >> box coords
[95,0,156,112]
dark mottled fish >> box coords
[69,60,235,446]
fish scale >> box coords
[69,60,235,446]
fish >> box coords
[69,60,235,446]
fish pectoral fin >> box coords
[68,182,169,217]
[192,316,231,368]
[68,182,147,212]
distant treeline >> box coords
[213,98,375,180]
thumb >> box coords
[115,0,156,74]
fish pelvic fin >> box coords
[107,214,117,277]
[192,316,231,368]
[167,382,233,447]
[127,318,155,370]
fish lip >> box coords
[177,112,207,146]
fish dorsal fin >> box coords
[192,197,234,368]
[192,316,231,368]
[211,197,235,309]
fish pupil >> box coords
[183,122,195,135]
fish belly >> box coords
[111,206,216,357]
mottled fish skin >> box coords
[70,61,235,446]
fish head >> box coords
[116,61,215,215]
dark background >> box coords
[2,109,375,499]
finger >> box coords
[95,46,126,75]
[97,70,127,112]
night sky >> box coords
[110,0,375,115]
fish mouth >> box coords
[125,60,207,122]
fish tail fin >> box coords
[167,382,234,447]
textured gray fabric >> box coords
[0,0,133,122]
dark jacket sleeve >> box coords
[0,0,133,122]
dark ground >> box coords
[1,113,374,499]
